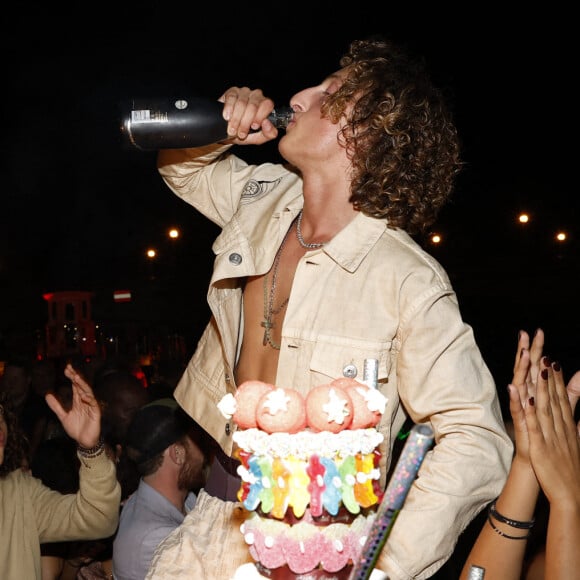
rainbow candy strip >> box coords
[348,424,434,580]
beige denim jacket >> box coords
[157,145,513,579]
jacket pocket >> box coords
[310,335,392,384]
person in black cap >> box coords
[112,398,211,580]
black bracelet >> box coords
[487,515,531,540]
[77,437,105,458]
[489,500,535,529]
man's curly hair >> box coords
[0,393,30,477]
[323,37,462,235]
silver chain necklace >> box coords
[296,210,325,249]
[261,222,294,350]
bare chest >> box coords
[236,232,306,385]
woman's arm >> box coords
[461,329,580,580]
[460,329,544,579]
[526,364,580,578]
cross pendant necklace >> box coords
[260,319,274,346]
[261,218,294,350]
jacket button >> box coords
[229,253,242,265]
[343,364,358,378]
[225,423,231,436]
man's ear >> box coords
[168,442,185,466]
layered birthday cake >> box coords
[218,377,388,579]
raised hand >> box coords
[509,329,546,463]
[525,360,580,505]
[45,364,101,449]
[512,329,544,403]
[524,359,580,578]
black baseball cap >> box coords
[125,398,190,466]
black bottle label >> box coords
[121,97,228,150]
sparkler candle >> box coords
[348,423,434,580]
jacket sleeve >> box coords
[31,449,121,543]
[157,145,293,229]
[157,144,245,227]
[377,287,513,579]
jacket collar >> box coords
[322,212,388,272]
[212,204,389,275]
[269,207,390,273]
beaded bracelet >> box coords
[487,515,531,540]
[489,500,535,529]
[77,437,105,459]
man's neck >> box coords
[143,473,188,514]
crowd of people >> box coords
[1,330,578,579]
[0,355,212,580]
[1,34,579,580]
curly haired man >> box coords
[149,37,513,580]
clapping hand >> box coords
[525,360,580,506]
[508,329,545,464]
[509,329,580,461]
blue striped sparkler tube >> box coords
[348,423,435,580]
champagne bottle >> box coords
[121,96,293,151]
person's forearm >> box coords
[157,143,230,174]
[544,500,580,578]
[493,457,539,525]
[460,459,539,580]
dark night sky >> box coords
[1,3,577,396]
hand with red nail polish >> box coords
[524,358,580,578]
[462,331,580,580]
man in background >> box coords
[112,399,211,580]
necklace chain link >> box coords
[261,211,325,350]
[261,221,293,350]
[296,210,325,249]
